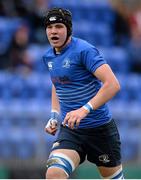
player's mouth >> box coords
[51,36,59,43]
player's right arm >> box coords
[45,84,60,135]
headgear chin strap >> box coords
[44,7,72,48]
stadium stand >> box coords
[0,0,141,178]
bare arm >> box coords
[89,64,120,110]
[45,84,60,135]
[52,84,60,113]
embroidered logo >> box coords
[52,142,60,149]
[48,61,53,70]
[49,16,57,21]
[99,154,110,163]
[62,58,70,68]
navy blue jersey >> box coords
[43,37,112,128]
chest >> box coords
[48,54,82,79]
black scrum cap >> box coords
[44,7,72,36]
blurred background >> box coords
[0,0,141,179]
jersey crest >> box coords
[62,58,71,68]
[48,61,53,70]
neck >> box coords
[55,37,71,53]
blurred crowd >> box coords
[110,0,141,72]
[0,0,141,73]
[0,0,50,71]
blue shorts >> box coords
[51,119,121,167]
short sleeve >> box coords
[81,47,107,73]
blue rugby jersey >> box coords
[43,37,112,128]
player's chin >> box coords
[50,40,58,45]
[51,41,63,48]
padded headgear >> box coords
[44,7,72,37]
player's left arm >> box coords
[63,64,120,129]
[89,63,120,110]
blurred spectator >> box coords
[110,0,141,73]
[113,10,131,46]
[0,0,49,43]
[128,8,141,72]
[29,0,50,43]
[0,0,50,70]
[6,23,33,71]
[128,9,141,42]
[0,1,5,16]
[110,0,131,46]
[9,25,31,69]
[0,0,34,17]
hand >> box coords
[45,118,59,135]
[63,107,89,129]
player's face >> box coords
[46,23,67,50]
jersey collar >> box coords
[53,37,74,55]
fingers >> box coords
[50,119,58,129]
[63,112,81,129]
[45,119,58,136]
[63,113,70,126]
[75,118,81,127]
[68,116,76,129]
[45,126,57,135]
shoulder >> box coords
[72,37,94,49]
[42,46,55,63]
[72,37,97,53]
